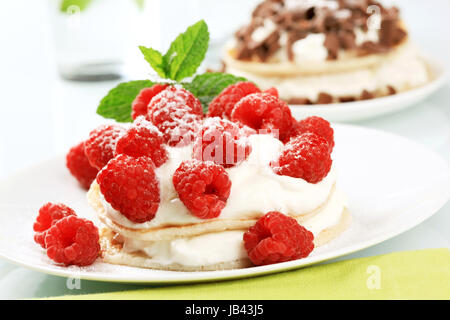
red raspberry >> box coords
[66,141,99,190]
[272,133,332,183]
[147,86,203,146]
[33,203,76,248]
[243,211,314,266]
[193,118,254,168]
[293,116,335,151]
[85,124,125,170]
[207,82,261,119]
[131,84,169,120]
[264,87,279,98]
[115,117,168,167]
[45,215,99,266]
[173,160,231,219]
[97,154,160,223]
[231,93,295,142]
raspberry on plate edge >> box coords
[33,203,77,249]
[45,215,100,266]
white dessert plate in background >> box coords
[0,124,449,284]
[290,57,447,122]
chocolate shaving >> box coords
[339,96,356,103]
[361,90,374,100]
[317,92,333,104]
[233,0,407,62]
[359,41,390,55]
[253,30,281,61]
[324,32,340,59]
[379,19,407,47]
[338,30,356,49]
[387,85,396,95]
[288,97,312,105]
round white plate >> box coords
[289,57,447,122]
[0,124,449,284]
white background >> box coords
[0,0,448,298]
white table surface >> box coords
[0,0,448,299]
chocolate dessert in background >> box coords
[223,0,430,105]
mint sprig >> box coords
[138,46,166,79]
[139,20,209,82]
[97,80,154,122]
[97,21,247,122]
[183,73,247,113]
[163,20,209,81]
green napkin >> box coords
[55,248,450,300]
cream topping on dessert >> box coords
[233,0,407,62]
[100,133,337,230]
[117,188,347,266]
[251,19,278,43]
[226,42,429,101]
[291,33,328,62]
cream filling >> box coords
[101,134,337,230]
[227,43,430,101]
[120,187,347,267]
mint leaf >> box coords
[184,73,247,113]
[60,0,93,13]
[163,20,209,82]
[139,46,166,79]
[97,80,154,122]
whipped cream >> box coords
[269,33,329,63]
[227,43,430,101]
[101,134,337,230]
[292,34,328,63]
[119,187,347,267]
[354,27,379,46]
[251,19,277,43]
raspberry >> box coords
[264,87,279,98]
[115,116,168,167]
[66,141,99,190]
[293,116,335,151]
[272,133,332,183]
[243,211,314,266]
[231,93,296,142]
[85,124,126,170]
[131,84,169,120]
[97,154,160,223]
[173,160,231,219]
[33,203,76,248]
[45,216,99,266]
[193,117,254,168]
[147,86,203,146]
[207,82,261,119]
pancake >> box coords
[98,209,350,271]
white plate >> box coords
[0,124,449,284]
[290,57,447,122]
